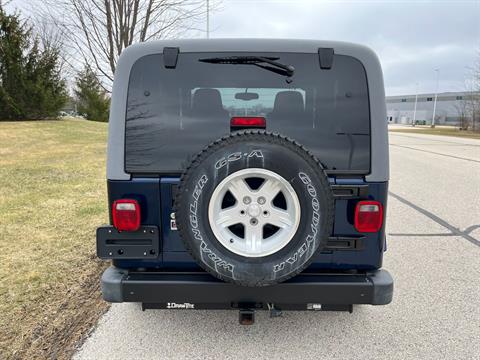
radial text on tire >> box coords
[175,131,334,287]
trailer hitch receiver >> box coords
[239,309,255,325]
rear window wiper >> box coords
[199,56,295,77]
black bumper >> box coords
[101,266,393,309]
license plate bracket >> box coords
[96,225,159,259]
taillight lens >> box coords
[354,200,383,233]
[230,116,266,128]
[112,199,141,232]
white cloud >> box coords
[210,0,480,95]
[7,0,480,95]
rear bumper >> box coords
[101,266,393,308]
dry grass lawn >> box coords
[0,119,110,359]
[389,126,480,139]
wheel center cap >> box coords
[247,203,261,217]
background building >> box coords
[386,91,474,126]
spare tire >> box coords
[175,131,334,287]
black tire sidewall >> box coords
[176,132,334,286]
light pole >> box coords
[413,82,419,127]
[432,68,439,128]
[206,0,210,39]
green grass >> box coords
[0,119,109,359]
[389,126,480,140]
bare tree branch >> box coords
[461,49,480,132]
[32,0,219,89]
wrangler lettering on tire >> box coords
[175,131,334,287]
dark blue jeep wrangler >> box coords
[97,39,393,324]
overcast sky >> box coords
[208,0,480,95]
[7,0,480,96]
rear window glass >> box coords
[125,52,370,174]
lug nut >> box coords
[258,196,266,205]
[250,218,258,225]
[243,196,252,205]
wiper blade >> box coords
[199,56,295,77]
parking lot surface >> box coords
[75,132,480,360]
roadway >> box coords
[75,131,480,360]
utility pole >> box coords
[432,68,439,128]
[206,0,210,39]
[413,82,419,127]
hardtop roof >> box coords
[122,38,376,56]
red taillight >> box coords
[112,199,141,232]
[354,200,383,233]
[230,116,266,128]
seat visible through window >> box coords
[191,88,229,118]
[268,91,305,123]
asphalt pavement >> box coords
[75,131,480,360]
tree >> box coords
[36,0,217,88]
[454,98,469,130]
[74,65,110,122]
[471,51,480,131]
[0,4,68,120]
